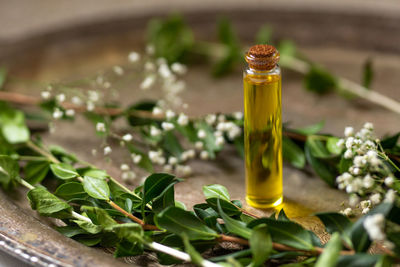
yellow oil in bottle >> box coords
[244,70,282,208]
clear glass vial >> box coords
[243,44,283,209]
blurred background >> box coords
[0,0,399,265]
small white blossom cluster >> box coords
[336,123,398,215]
[363,213,394,249]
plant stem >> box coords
[18,155,49,161]
[281,56,400,115]
[147,242,220,267]
[26,140,60,163]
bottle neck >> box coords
[245,64,281,76]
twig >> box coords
[26,140,60,164]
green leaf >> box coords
[0,107,30,144]
[203,184,230,201]
[249,224,272,267]
[304,139,336,186]
[83,175,110,200]
[339,157,353,173]
[374,255,393,267]
[381,133,399,149]
[147,15,194,64]
[255,25,272,44]
[278,40,296,60]
[248,218,314,250]
[217,199,251,239]
[0,155,19,189]
[161,131,184,158]
[114,240,144,258]
[72,219,102,234]
[362,58,373,89]
[282,136,306,169]
[206,198,241,216]
[55,182,87,201]
[337,254,379,267]
[304,66,337,95]
[80,168,108,179]
[292,121,325,136]
[57,225,88,237]
[315,212,352,247]
[27,187,72,218]
[326,137,342,155]
[24,161,50,185]
[152,185,175,213]
[81,206,116,228]
[0,66,7,89]
[49,145,78,164]
[315,232,342,267]
[155,206,218,240]
[74,236,101,247]
[182,233,204,266]
[277,209,290,221]
[50,163,79,179]
[142,173,178,207]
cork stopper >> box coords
[245,44,280,71]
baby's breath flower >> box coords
[214,131,223,137]
[56,94,66,103]
[103,146,112,155]
[171,62,187,75]
[349,194,360,207]
[336,138,345,149]
[205,114,216,125]
[384,176,394,187]
[363,214,385,241]
[218,114,226,122]
[86,101,95,112]
[88,91,99,102]
[144,62,155,71]
[370,193,381,205]
[195,141,204,150]
[176,165,192,177]
[165,110,176,120]
[177,113,189,126]
[168,157,178,165]
[341,208,353,217]
[163,164,173,172]
[363,174,374,189]
[344,126,354,137]
[96,122,106,132]
[197,129,206,139]
[128,51,140,63]
[131,153,142,164]
[91,149,97,156]
[233,111,243,120]
[360,200,371,209]
[122,171,136,182]
[71,96,82,105]
[146,45,155,55]
[200,151,209,160]
[215,136,225,146]
[113,66,124,76]
[122,134,133,142]
[52,108,63,119]
[345,137,355,149]
[140,75,156,90]
[65,109,75,117]
[362,208,370,214]
[120,164,130,171]
[150,126,161,137]
[41,91,51,99]
[158,64,173,79]
[152,107,163,116]
[148,150,159,162]
[363,122,374,131]
[384,189,396,203]
[103,81,111,89]
[161,122,175,131]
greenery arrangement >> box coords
[0,14,399,266]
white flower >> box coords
[363,214,386,241]
[122,171,136,181]
[65,109,75,117]
[91,149,97,156]
[344,149,353,159]
[131,153,142,164]
[163,164,173,172]
[384,177,394,187]
[362,208,370,214]
[113,65,124,76]
[217,122,227,132]
[88,91,99,102]
[71,96,82,105]
[177,113,189,126]
[158,64,173,79]
[370,193,381,205]
[215,136,225,146]
[120,164,130,171]
[96,75,104,85]
[195,141,204,150]
[86,101,95,111]
[342,172,353,182]
[156,157,166,165]
[152,107,163,116]
[103,81,111,89]
[56,93,66,103]
[144,62,155,71]
[344,127,354,137]
[233,112,243,120]
[103,146,112,155]
[336,139,345,149]
[185,149,195,159]
[341,208,353,216]
[360,200,371,209]
[161,122,175,131]
[176,165,192,177]
[140,75,156,90]
[122,134,133,142]
[205,114,217,125]
[156,57,167,65]
[148,151,159,162]
[171,62,187,75]
[218,114,226,122]
[150,126,161,137]
[354,156,366,167]
[146,45,155,55]
[363,122,374,131]
[182,103,189,109]
[41,91,51,99]
[168,157,178,165]
[345,137,355,149]
[349,194,359,207]
[351,167,361,176]
[214,131,223,137]
[128,51,140,63]
[384,189,396,203]
[96,122,106,132]
[165,110,176,120]
[200,151,209,160]
[197,129,206,139]
[363,174,374,189]
[52,108,63,119]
